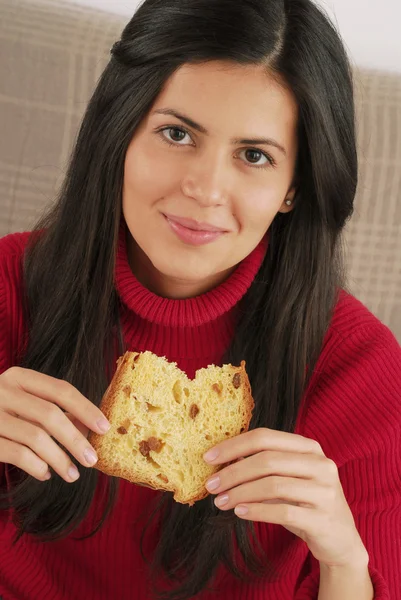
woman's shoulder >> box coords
[330,289,398,343]
[318,289,400,367]
[320,288,400,387]
[0,230,32,300]
[0,231,32,294]
[0,230,32,261]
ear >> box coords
[278,185,297,214]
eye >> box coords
[238,148,276,169]
[158,126,193,146]
[156,126,276,169]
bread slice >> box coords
[88,351,254,505]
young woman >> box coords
[0,0,400,599]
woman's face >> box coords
[122,61,298,298]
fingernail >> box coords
[68,465,80,481]
[44,471,51,480]
[235,505,249,516]
[97,418,111,433]
[84,448,98,466]
[204,448,219,462]
[215,494,229,507]
[206,476,220,491]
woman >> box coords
[0,0,399,599]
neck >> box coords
[115,221,269,329]
[126,235,236,300]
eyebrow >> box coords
[152,108,287,157]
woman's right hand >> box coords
[0,367,111,483]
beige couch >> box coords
[1,0,400,342]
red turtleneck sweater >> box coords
[0,230,400,600]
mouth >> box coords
[162,213,228,233]
[162,213,228,246]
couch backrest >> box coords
[1,0,400,341]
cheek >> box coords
[236,187,283,230]
[123,142,180,204]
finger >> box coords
[213,476,326,511]
[65,413,89,438]
[233,501,312,525]
[203,427,324,465]
[0,411,82,483]
[1,367,110,434]
[0,437,50,482]
[205,450,327,494]
[1,389,99,470]
[19,412,89,440]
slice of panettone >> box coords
[88,351,254,505]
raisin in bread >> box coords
[88,351,254,505]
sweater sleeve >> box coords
[294,322,401,600]
[0,255,5,485]
[0,233,29,486]
[295,560,390,599]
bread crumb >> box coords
[117,426,128,435]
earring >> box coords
[285,199,292,206]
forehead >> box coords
[151,61,298,137]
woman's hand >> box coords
[0,367,110,483]
[203,428,369,568]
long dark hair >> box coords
[0,0,357,598]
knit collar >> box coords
[115,223,268,328]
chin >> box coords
[154,253,218,284]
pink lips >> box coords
[163,213,227,246]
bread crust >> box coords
[89,352,254,505]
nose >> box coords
[180,148,230,208]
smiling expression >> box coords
[122,61,298,298]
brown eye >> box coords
[157,126,193,147]
[160,126,191,145]
[245,149,263,163]
[169,127,186,142]
[238,147,275,169]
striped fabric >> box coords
[1,0,400,341]
[347,71,401,342]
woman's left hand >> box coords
[203,428,369,568]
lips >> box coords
[162,213,228,233]
[163,213,227,246]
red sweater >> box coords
[0,230,400,600]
